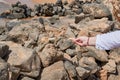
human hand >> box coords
[70,36,89,46]
[70,36,96,46]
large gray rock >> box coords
[82,3,111,18]
[0,41,41,79]
[56,38,74,50]
[82,46,108,62]
[8,20,44,44]
[39,43,63,67]
[40,61,69,80]
[76,66,90,79]
[64,61,78,80]
[79,57,99,74]
[0,58,9,80]
[6,19,22,31]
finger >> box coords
[74,41,84,46]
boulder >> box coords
[83,46,108,62]
[102,59,116,74]
[76,66,90,79]
[78,18,113,37]
[64,61,78,79]
[39,43,63,67]
[8,20,44,44]
[82,3,111,18]
[56,38,74,50]
[79,57,99,74]
[40,61,69,80]
[0,41,41,78]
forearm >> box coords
[95,30,120,50]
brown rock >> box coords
[102,59,116,74]
[0,41,41,78]
[64,61,78,80]
[78,18,113,37]
[79,57,98,74]
[40,61,69,80]
[39,43,63,67]
[83,46,108,62]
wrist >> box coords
[87,37,96,46]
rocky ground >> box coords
[0,0,120,80]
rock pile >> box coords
[1,0,111,19]
[0,0,120,80]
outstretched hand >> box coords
[70,36,89,46]
[70,36,96,46]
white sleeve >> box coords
[96,30,120,50]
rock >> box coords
[82,3,111,18]
[108,64,120,80]
[0,2,11,15]
[75,13,85,24]
[21,77,35,80]
[102,59,116,74]
[8,20,43,44]
[65,26,76,38]
[40,61,69,80]
[0,43,9,58]
[108,48,120,64]
[48,15,59,25]
[64,61,78,79]
[7,13,26,19]
[6,19,21,31]
[0,58,9,80]
[83,46,108,62]
[66,49,77,57]
[79,57,99,74]
[78,18,113,37]
[76,66,90,79]
[56,38,74,50]
[39,44,63,67]
[71,55,79,66]
[0,41,41,78]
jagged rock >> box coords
[76,66,90,79]
[0,43,9,58]
[6,19,21,31]
[0,58,9,80]
[39,44,63,67]
[75,13,85,24]
[0,41,41,78]
[83,46,108,62]
[40,61,69,80]
[21,77,35,80]
[64,61,78,80]
[108,48,120,64]
[8,20,44,44]
[56,38,74,50]
[108,64,120,80]
[66,49,77,57]
[78,18,113,37]
[79,57,99,74]
[102,59,116,74]
[65,26,77,38]
[82,3,111,18]
[71,55,79,66]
